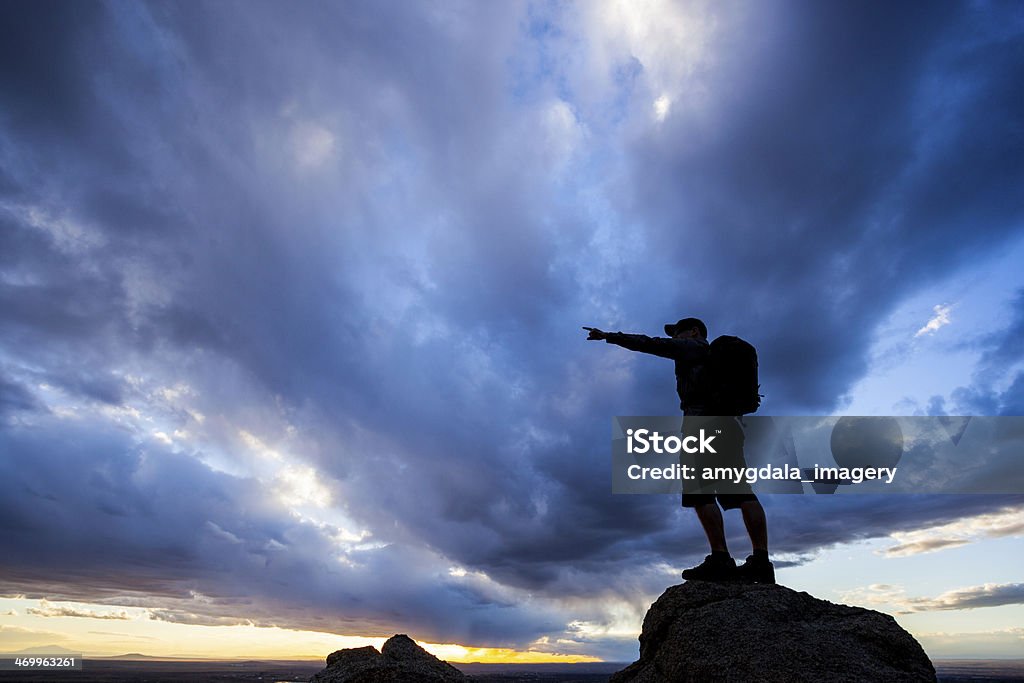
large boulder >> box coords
[311,634,467,683]
[611,581,936,683]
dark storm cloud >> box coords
[0,373,38,418]
[1,0,1023,655]
[622,0,1024,412]
[0,420,568,645]
[0,1,105,139]
[950,287,1024,415]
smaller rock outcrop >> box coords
[611,581,936,683]
[311,634,467,683]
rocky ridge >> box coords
[610,581,936,682]
[311,633,467,683]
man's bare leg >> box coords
[681,502,737,580]
[739,499,768,552]
[694,503,728,553]
[736,499,775,583]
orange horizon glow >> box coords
[424,643,601,664]
[0,597,606,664]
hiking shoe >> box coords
[681,554,737,582]
[736,554,776,584]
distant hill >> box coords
[91,653,261,661]
[91,653,324,662]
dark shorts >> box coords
[680,415,759,510]
[682,492,759,510]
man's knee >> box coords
[739,499,764,512]
[718,494,758,511]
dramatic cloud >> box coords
[2,0,1023,658]
[906,583,1024,612]
[844,582,1024,614]
[27,601,131,621]
[881,506,1024,557]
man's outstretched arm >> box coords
[583,326,705,362]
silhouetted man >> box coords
[585,318,774,583]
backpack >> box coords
[705,335,761,415]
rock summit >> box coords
[610,581,936,682]
[311,633,467,683]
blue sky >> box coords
[1,0,1023,662]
